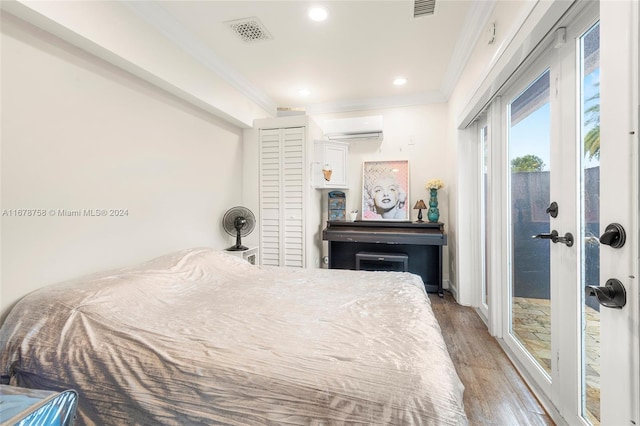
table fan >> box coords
[222,206,256,251]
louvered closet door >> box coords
[259,127,306,268]
[260,129,282,266]
[281,128,305,267]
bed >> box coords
[0,248,467,425]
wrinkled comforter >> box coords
[1,248,466,425]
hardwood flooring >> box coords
[428,292,555,426]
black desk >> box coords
[322,221,447,296]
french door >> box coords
[503,42,567,417]
[501,3,638,424]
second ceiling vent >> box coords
[226,17,273,43]
[413,0,436,18]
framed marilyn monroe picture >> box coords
[361,160,410,221]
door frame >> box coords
[598,1,639,424]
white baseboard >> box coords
[444,279,459,300]
[496,339,568,426]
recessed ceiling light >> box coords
[393,77,408,86]
[298,88,311,96]
[308,6,328,22]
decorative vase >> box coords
[427,188,440,223]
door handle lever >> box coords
[532,230,574,247]
[586,279,626,309]
[555,232,574,247]
[532,230,558,240]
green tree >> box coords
[511,154,545,172]
[584,87,600,160]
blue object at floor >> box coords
[0,385,78,426]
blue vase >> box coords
[427,188,439,223]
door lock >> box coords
[532,230,574,247]
[546,201,559,218]
[599,223,626,248]
[586,278,626,309]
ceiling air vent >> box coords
[413,0,436,17]
[226,17,273,43]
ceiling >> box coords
[124,0,494,115]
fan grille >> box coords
[222,206,255,237]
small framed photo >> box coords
[362,160,410,221]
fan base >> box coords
[226,245,249,251]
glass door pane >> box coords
[508,69,552,377]
[580,20,600,426]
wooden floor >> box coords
[429,292,555,426]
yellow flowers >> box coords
[426,179,444,190]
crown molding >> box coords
[122,1,278,117]
[304,90,447,115]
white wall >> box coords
[0,13,244,321]
[1,1,273,127]
[310,105,451,282]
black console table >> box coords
[322,221,447,296]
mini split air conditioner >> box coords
[323,115,383,141]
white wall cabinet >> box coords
[256,116,322,269]
[313,140,349,189]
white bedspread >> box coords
[0,248,466,425]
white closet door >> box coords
[259,129,282,266]
[282,128,305,267]
[259,127,306,268]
